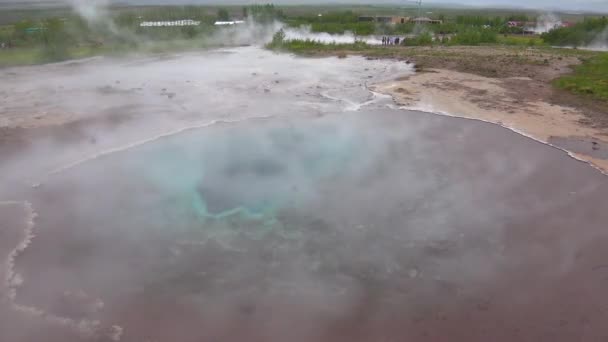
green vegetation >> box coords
[498,34,545,46]
[542,17,608,47]
[248,4,285,23]
[269,38,370,54]
[217,8,230,21]
[555,53,608,101]
[285,11,374,35]
[403,32,433,46]
[0,3,288,66]
[450,28,498,45]
[269,28,286,48]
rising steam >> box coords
[533,13,562,34]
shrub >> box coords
[451,28,497,45]
[403,32,433,46]
[268,29,286,49]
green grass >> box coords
[0,40,218,67]
[269,39,371,55]
[554,53,608,101]
[0,46,113,67]
[497,34,546,46]
[0,47,42,66]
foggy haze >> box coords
[1,0,608,13]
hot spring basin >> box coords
[11,110,608,342]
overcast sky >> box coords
[2,0,608,13]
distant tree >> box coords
[12,19,35,43]
[217,8,230,21]
[271,29,285,47]
[404,31,433,46]
[40,18,70,61]
[507,14,529,22]
[181,25,197,39]
[248,4,284,23]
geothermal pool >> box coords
[1,47,608,342]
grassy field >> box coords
[555,53,608,101]
[0,39,219,67]
[497,34,546,46]
[0,46,114,66]
[0,47,42,66]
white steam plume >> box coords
[534,13,562,34]
[588,27,608,51]
[68,0,110,24]
[283,25,382,45]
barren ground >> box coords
[333,45,608,172]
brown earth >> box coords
[310,45,608,130]
[336,45,608,173]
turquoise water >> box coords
[111,117,365,240]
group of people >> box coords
[381,36,401,46]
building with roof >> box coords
[140,20,201,27]
[359,16,410,24]
[411,17,443,24]
[214,21,245,26]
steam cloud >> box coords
[589,26,608,51]
[68,0,110,24]
[533,13,562,34]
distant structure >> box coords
[140,20,201,27]
[359,16,441,25]
[214,20,245,26]
[411,17,442,24]
[507,21,535,28]
[358,16,409,24]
